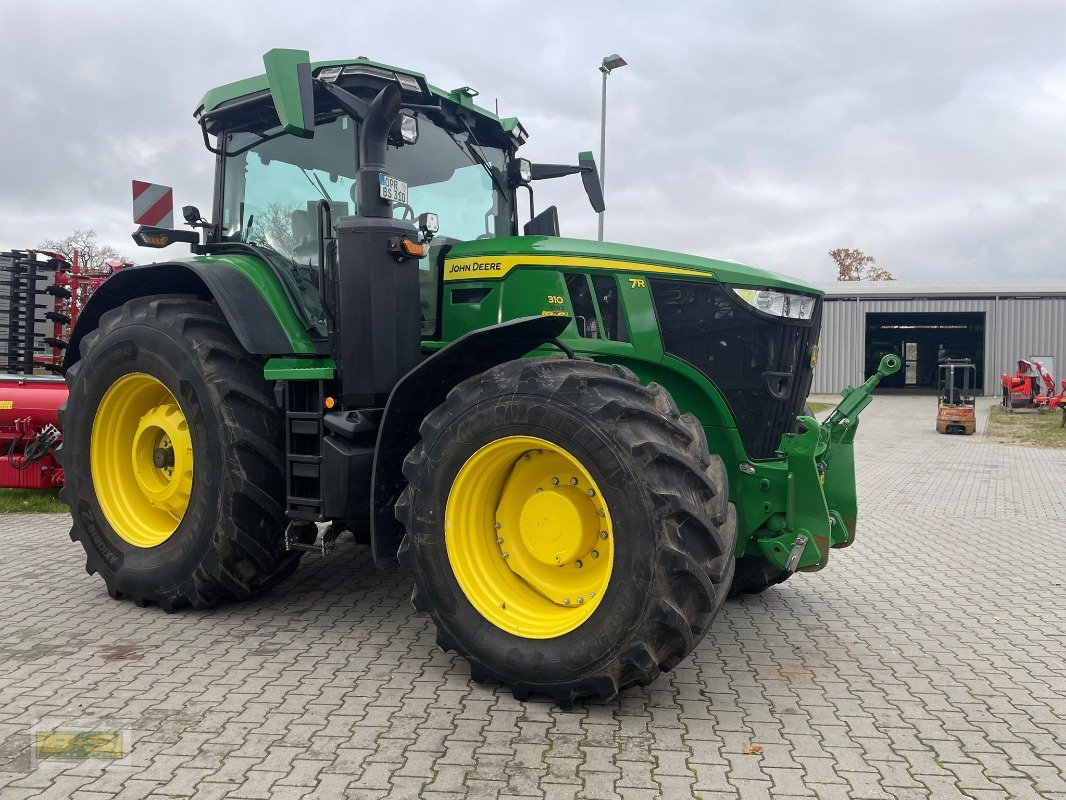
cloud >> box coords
[0,0,1063,283]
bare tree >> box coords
[255,202,299,257]
[38,229,130,273]
[829,248,896,281]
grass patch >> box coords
[807,401,833,414]
[0,488,67,513]
[986,406,1066,448]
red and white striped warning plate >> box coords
[132,180,174,228]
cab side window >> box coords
[565,274,599,339]
[592,275,629,342]
[563,273,630,342]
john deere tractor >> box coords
[60,49,900,705]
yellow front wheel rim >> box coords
[90,373,194,548]
[445,435,614,639]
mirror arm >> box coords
[199,122,221,155]
[530,163,582,181]
[315,80,369,122]
[524,185,535,223]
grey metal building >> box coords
[810,284,1066,396]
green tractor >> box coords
[60,49,900,705]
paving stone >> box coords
[0,396,1062,798]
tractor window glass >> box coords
[222,115,358,258]
[592,275,629,342]
[565,274,599,339]
[386,119,512,243]
[220,115,356,338]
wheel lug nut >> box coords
[591,550,599,558]
[577,597,584,604]
[563,598,570,605]
[587,488,595,497]
[551,477,559,485]
[569,477,578,485]
[598,510,606,518]
[589,591,595,598]
[600,531,608,539]
[495,522,502,529]
[496,537,504,544]
[501,552,509,559]
[575,560,583,569]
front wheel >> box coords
[396,358,736,706]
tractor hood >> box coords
[446,236,820,295]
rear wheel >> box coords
[397,358,736,705]
[60,295,301,610]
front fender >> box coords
[63,255,318,371]
[369,314,570,568]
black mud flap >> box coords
[370,315,569,568]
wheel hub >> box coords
[445,435,614,639]
[90,373,195,548]
[152,445,175,470]
[518,489,589,565]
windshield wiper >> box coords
[453,116,509,199]
[300,168,332,203]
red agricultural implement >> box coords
[1034,379,1066,412]
[1001,359,1056,410]
[0,248,126,489]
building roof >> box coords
[814,282,1066,300]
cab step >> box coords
[284,521,340,556]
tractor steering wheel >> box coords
[394,202,415,222]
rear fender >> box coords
[63,259,315,371]
[370,315,569,568]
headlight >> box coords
[399,114,419,144]
[509,157,532,185]
[733,287,816,320]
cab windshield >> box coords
[220,111,513,337]
[220,113,514,253]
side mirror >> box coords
[524,205,560,237]
[578,151,605,213]
[263,48,316,138]
[525,154,606,213]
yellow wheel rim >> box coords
[90,373,194,548]
[445,435,614,639]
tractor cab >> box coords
[192,54,601,347]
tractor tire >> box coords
[60,295,301,611]
[396,357,736,706]
[728,555,790,597]
[730,402,817,599]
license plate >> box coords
[379,174,408,204]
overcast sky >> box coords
[1,0,1063,284]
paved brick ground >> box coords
[0,395,1063,799]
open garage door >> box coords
[865,312,985,392]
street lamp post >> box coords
[598,53,627,242]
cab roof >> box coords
[194,56,527,145]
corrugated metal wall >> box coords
[811,295,1066,396]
